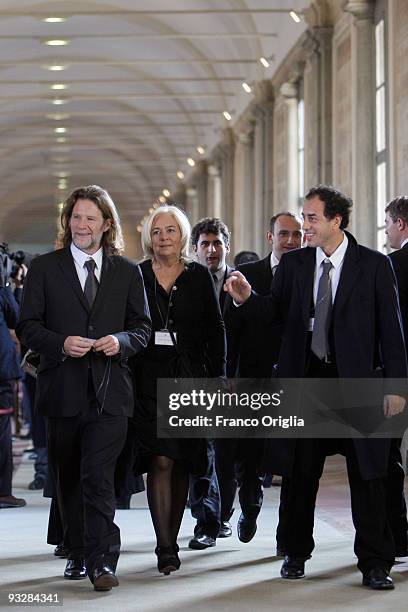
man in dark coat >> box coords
[0,280,26,509]
[226,185,407,590]
[384,195,408,556]
[17,185,151,591]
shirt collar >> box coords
[316,232,348,270]
[270,252,280,269]
[213,265,226,283]
[70,242,103,271]
[401,238,408,249]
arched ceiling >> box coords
[0,0,307,253]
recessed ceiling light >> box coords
[289,11,301,23]
[242,82,252,94]
[51,83,67,90]
[54,127,67,134]
[47,113,70,120]
[187,157,195,167]
[43,17,67,23]
[55,171,70,178]
[176,170,185,180]
[44,64,68,72]
[223,111,232,121]
[56,137,66,143]
[58,202,64,212]
[196,145,205,155]
[162,189,170,198]
[158,195,166,203]
[259,57,270,68]
[44,39,69,46]
[51,98,67,105]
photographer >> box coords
[0,247,26,508]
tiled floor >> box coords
[1,451,407,611]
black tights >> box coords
[147,455,189,548]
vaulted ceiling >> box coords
[0,0,307,254]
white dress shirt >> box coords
[401,238,408,249]
[313,232,348,305]
[70,242,103,290]
[212,266,226,299]
[270,252,280,276]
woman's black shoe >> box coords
[155,545,180,575]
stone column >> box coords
[211,128,235,247]
[251,81,274,256]
[207,163,222,218]
[279,81,299,214]
[188,160,207,223]
[343,0,376,247]
[233,125,254,253]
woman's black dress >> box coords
[130,259,226,475]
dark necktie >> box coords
[311,259,333,360]
[84,259,99,307]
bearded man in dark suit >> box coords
[17,185,151,591]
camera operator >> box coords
[0,246,26,509]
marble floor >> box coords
[1,449,407,612]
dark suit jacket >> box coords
[242,232,408,479]
[16,247,151,418]
[226,254,281,377]
[0,286,21,381]
[389,243,408,346]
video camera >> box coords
[0,242,26,288]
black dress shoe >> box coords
[54,544,69,558]
[280,556,306,579]
[362,568,394,590]
[64,558,87,580]
[237,514,257,543]
[28,476,45,490]
[188,533,216,550]
[155,546,181,575]
[93,564,119,591]
[218,521,232,538]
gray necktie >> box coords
[84,259,99,307]
[311,259,333,360]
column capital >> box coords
[304,0,335,28]
[253,79,274,104]
[279,81,298,100]
[342,0,375,20]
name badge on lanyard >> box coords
[155,330,177,346]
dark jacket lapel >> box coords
[333,232,361,314]
[56,247,90,313]
[296,247,315,326]
[91,255,116,315]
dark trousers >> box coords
[285,438,394,573]
[215,438,263,521]
[189,439,221,538]
[386,438,408,551]
[0,379,14,497]
[47,387,127,579]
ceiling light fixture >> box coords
[44,64,68,71]
[54,127,66,134]
[51,98,67,105]
[43,17,66,23]
[177,170,185,180]
[47,113,69,120]
[51,83,67,90]
[223,110,232,121]
[196,145,205,155]
[289,11,301,23]
[162,189,170,198]
[44,39,69,46]
[56,137,66,143]
[259,57,270,68]
[187,157,196,167]
[158,195,166,203]
[242,82,252,94]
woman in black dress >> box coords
[131,205,225,574]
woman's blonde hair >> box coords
[141,205,191,262]
[56,185,124,255]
